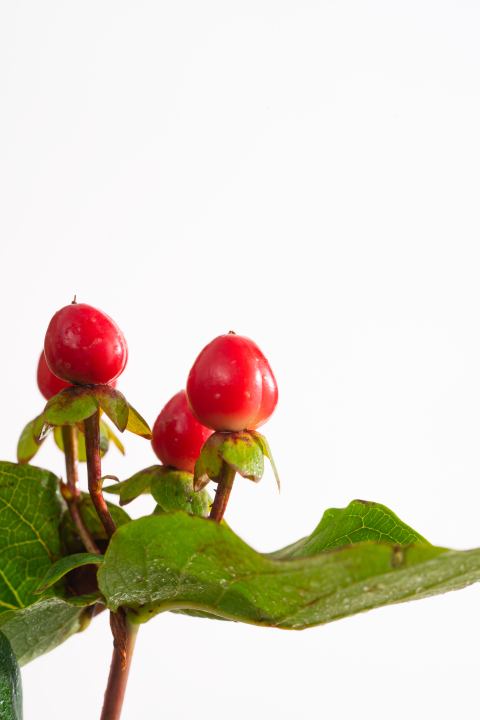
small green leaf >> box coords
[16,416,44,465]
[98,512,480,629]
[0,631,22,720]
[43,386,98,426]
[199,433,225,480]
[251,431,280,492]
[103,422,125,454]
[65,591,106,607]
[0,598,84,667]
[219,431,264,482]
[35,554,104,594]
[103,466,162,506]
[151,470,209,517]
[126,405,152,439]
[93,386,129,432]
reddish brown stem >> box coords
[61,424,100,555]
[100,616,139,720]
[209,463,236,523]
[84,409,117,538]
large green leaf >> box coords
[269,500,429,558]
[0,599,84,667]
[0,632,22,719]
[97,512,480,628]
[0,463,63,613]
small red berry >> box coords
[151,390,212,473]
[186,333,278,432]
[37,352,72,400]
[44,303,128,386]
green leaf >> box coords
[219,431,264,482]
[0,598,84,667]
[43,386,98,426]
[60,493,131,553]
[35,554,104,594]
[54,423,109,461]
[0,462,63,614]
[16,415,45,465]
[65,591,105,608]
[0,632,22,719]
[251,431,281,492]
[151,470,209,517]
[199,434,225,480]
[103,466,162,506]
[103,422,125,454]
[93,386,129,432]
[97,511,480,629]
[126,405,152,440]
[269,500,429,559]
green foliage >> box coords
[0,463,63,613]
[251,431,281,491]
[199,434,225,480]
[125,405,152,439]
[16,415,45,465]
[269,500,429,558]
[36,554,104,594]
[60,493,130,552]
[0,599,84,667]
[43,386,98,426]
[97,511,480,628]
[92,386,129,432]
[0,632,22,719]
[151,470,209,516]
[218,431,264,482]
[103,466,161,506]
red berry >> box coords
[186,334,278,432]
[37,352,72,400]
[44,303,128,386]
[151,390,212,473]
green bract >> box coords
[42,385,152,439]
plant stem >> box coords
[209,463,236,523]
[84,409,117,538]
[100,616,139,720]
[61,424,100,555]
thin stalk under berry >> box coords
[209,463,236,523]
[84,409,117,538]
[100,615,139,720]
[61,424,100,555]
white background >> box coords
[1,1,480,718]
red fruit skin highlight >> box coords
[151,390,212,474]
[186,334,278,432]
[44,303,128,386]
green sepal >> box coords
[16,415,45,465]
[35,554,104,595]
[199,433,225,480]
[193,456,210,492]
[0,631,22,720]
[103,466,163,506]
[43,386,98,426]
[93,386,129,432]
[251,431,281,492]
[151,469,209,517]
[126,405,152,439]
[105,423,125,454]
[219,431,264,482]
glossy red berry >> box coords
[44,303,128,386]
[186,333,278,432]
[37,352,72,400]
[151,390,212,473]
